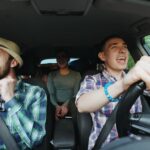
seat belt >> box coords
[92,103,119,150]
[0,116,19,150]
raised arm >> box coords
[76,56,150,113]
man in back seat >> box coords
[0,37,47,149]
[76,35,150,150]
[47,50,81,120]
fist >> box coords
[123,56,150,90]
[0,76,17,101]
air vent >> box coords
[31,0,93,16]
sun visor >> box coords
[31,0,93,16]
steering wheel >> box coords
[93,81,149,150]
[101,81,150,150]
[116,81,146,137]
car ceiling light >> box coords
[9,0,29,2]
[31,0,93,16]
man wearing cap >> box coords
[0,37,47,149]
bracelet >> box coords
[104,82,119,102]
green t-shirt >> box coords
[47,70,81,106]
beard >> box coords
[0,60,11,80]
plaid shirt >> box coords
[76,69,142,150]
[0,80,47,150]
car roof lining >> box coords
[1,0,150,70]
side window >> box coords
[128,53,135,69]
[142,35,150,55]
[128,34,150,70]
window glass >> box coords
[41,56,135,69]
[142,35,150,54]
[128,53,135,69]
[40,58,79,64]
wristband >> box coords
[104,82,119,102]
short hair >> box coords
[97,35,125,52]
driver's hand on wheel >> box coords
[123,56,150,90]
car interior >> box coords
[1,0,150,150]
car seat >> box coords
[51,99,76,150]
[76,112,92,150]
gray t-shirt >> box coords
[47,70,81,106]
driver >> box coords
[75,35,150,150]
[0,37,47,149]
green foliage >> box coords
[127,53,135,70]
[144,35,150,49]
[127,35,150,70]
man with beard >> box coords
[47,50,81,120]
[75,35,150,150]
[0,37,47,149]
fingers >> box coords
[55,105,69,119]
[124,56,150,89]
[61,106,69,116]
[137,56,150,89]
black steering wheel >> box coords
[116,81,146,137]
[101,81,150,150]
[94,81,150,150]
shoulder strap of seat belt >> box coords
[0,116,19,150]
[92,103,119,150]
